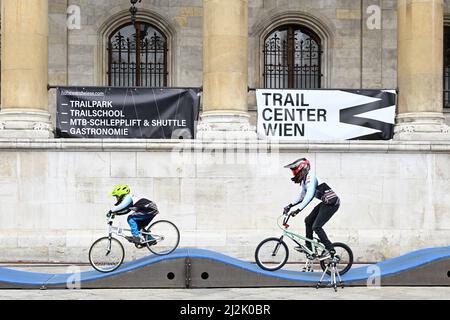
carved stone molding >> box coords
[394,112,450,141]
[0,110,53,138]
[197,112,257,140]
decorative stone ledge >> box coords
[0,110,53,139]
[0,138,450,153]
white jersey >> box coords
[291,174,339,210]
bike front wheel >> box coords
[89,237,125,273]
[319,242,353,276]
[144,220,180,255]
[255,237,289,271]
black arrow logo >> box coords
[339,90,397,140]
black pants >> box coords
[304,202,339,251]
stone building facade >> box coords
[47,0,401,126]
[2,0,450,134]
[44,0,450,128]
[0,0,449,263]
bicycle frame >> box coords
[106,215,163,245]
[277,214,326,258]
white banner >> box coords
[256,89,396,140]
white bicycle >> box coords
[89,212,180,273]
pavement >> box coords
[0,287,448,300]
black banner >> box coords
[56,87,201,139]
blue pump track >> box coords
[0,247,449,289]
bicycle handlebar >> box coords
[106,212,116,225]
[278,213,291,229]
[278,208,301,229]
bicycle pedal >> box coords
[318,253,332,260]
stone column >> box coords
[0,0,52,138]
[197,0,255,139]
[395,0,450,140]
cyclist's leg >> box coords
[312,203,339,251]
[127,215,146,237]
[136,214,157,242]
[127,214,139,237]
[304,203,321,250]
[137,214,155,232]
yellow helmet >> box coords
[110,184,130,197]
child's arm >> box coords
[291,175,318,211]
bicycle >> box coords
[255,209,353,278]
[89,212,180,273]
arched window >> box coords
[263,25,322,89]
[108,22,168,87]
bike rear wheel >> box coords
[89,237,125,273]
[319,242,353,276]
[255,237,289,271]
[144,220,180,255]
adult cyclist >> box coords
[108,184,158,245]
[283,158,340,260]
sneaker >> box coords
[319,249,331,259]
[143,234,156,245]
[126,236,142,244]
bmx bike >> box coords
[89,212,180,273]
[255,209,353,290]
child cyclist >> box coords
[108,184,158,244]
[283,158,340,258]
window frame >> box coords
[263,24,323,89]
[107,21,168,87]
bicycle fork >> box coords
[106,235,112,256]
[272,236,284,256]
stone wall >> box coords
[0,140,449,263]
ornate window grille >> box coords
[263,25,322,89]
[108,22,168,87]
